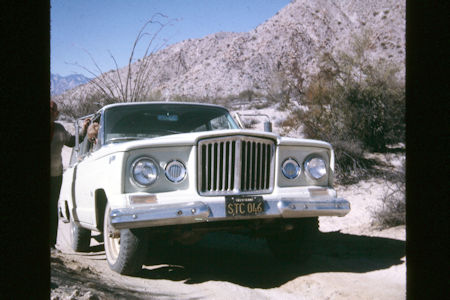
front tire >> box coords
[103,203,148,275]
[70,217,91,252]
[266,217,319,261]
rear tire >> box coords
[103,203,148,275]
[266,217,319,261]
[70,217,91,252]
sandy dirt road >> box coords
[51,180,406,300]
[52,222,405,299]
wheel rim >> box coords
[104,205,121,265]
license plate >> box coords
[225,196,264,216]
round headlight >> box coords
[131,157,159,187]
[165,160,186,183]
[305,157,327,179]
[282,158,301,179]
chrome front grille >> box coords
[198,136,275,196]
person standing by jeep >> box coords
[50,100,89,250]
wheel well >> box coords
[95,189,108,232]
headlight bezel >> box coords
[304,156,327,180]
[281,157,302,180]
[165,160,187,183]
[130,156,159,187]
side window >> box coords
[69,119,90,166]
[210,115,232,130]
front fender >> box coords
[73,150,126,229]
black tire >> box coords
[103,203,148,275]
[70,217,91,252]
[266,217,319,261]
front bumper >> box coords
[110,197,350,229]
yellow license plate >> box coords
[225,196,264,216]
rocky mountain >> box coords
[54,0,405,104]
[51,73,91,96]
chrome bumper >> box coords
[110,198,350,229]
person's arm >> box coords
[87,122,100,144]
[65,119,90,147]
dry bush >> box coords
[300,46,405,151]
[73,14,175,103]
[243,118,259,129]
[277,31,405,184]
[277,112,302,136]
[372,162,406,228]
[238,89,255,102]
[58,92,116,119]
[250,99,272,110]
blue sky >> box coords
[51,0,291,77]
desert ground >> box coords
[51,120,405,300]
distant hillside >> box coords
[54,0,404,104]
[51,73,91,96]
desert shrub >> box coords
[57,101,77,120]
[372,162,406,228]
[263,63,305,112]
[277,113,302,136]
[332,140,378,184]
[239,89,255,102]
[296,76,404,183]
[286,31,404,183]
[146,89,163,101]
[249,98,272,110]
[243,118,259,129]
[300,48,405,150]
[58,92,117,119]
[253,101,271,109]
[341,78,405,152]
[171,94,192,102]
[72,14,175,103]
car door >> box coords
[72,115,102,227]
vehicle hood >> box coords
[98,129,332,154]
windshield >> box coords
[104,103,239,143]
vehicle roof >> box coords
[100,101,229,112]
